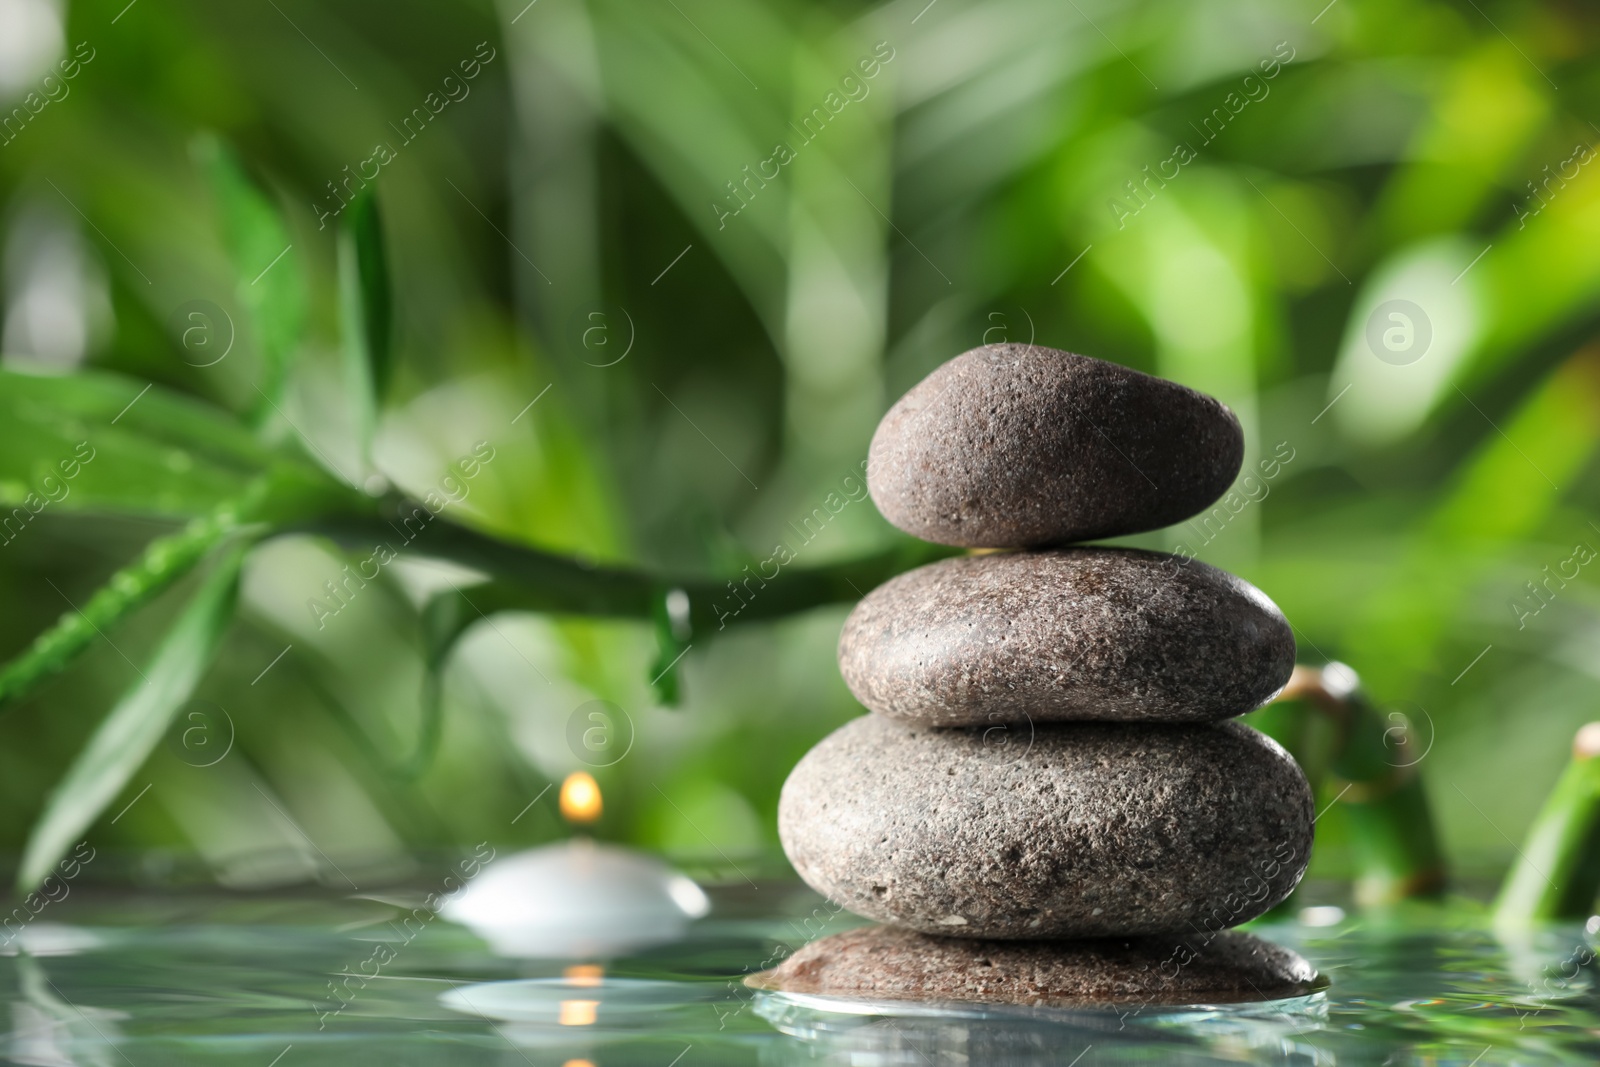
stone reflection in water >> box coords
[747,925,1323,1009]
[745,926,1332,1067]
[753,984,1329,1067]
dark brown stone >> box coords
[838,548,1295,726]
[778,716,1312,939]
[747,924,1322,1007]
[867,345,1245,547]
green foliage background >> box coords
[0,0,1596,890]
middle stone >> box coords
[778,716,1313,939]
[839,547,1295,726]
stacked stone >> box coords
[761,345,1319,1007]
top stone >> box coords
[868,345,1245,547]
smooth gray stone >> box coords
[867,345,1244,547]
[838,548,1295,725]
[778,716,1312,939]
[747,924,1323,1007]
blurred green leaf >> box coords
[1343,354,1600,695]
[0,368,340,520]
[16,542,249,890]
[0,368,263,516]
[339,190,393,463]
[192,134,306,422]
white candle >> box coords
[440,839,711,958]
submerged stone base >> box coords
[746,925,1321,1008]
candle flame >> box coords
[560,771,602,823]
[559,999,599,1026]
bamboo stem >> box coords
[1269,663,1447,905]
[307,497,957,633]
[1492,724,1600,929]
[302,498,955,741]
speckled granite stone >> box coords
[838,548,1294,726]
[867,345,1244,547]
[747,924,1322,1007]
[778,716,1312,939]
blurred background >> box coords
[0,0,1596,893]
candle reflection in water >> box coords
[440,772,717,1049]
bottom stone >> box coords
[746,925,1322,1008]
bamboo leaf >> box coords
[338,189,393,461]
[0,494,260,710]
[0,368,278,519]
[16,542,251,891]
[192,134,306,421]
[0,451,364,712]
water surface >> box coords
[5,884,1598,1065]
